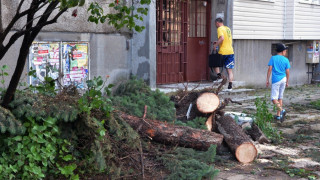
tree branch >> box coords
[0,0,48,53]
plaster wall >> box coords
[0,32,131,88]
[210,0,229,52]
[233,39,309,87]
[131,0,156,88]
[1,0,128,34]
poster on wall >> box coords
[29,42,60,87]
[62,42,89,89]
[29,41,89,89]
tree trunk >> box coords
[120,113,224,150]
[1,36,32,108]
[245,122,270,144]
[1,1,62,108]
[196,92,220,113]
[216,115,257,163]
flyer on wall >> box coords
[62,42,89,89]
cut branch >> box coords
[216,115,257,163]
[120,113,224,150]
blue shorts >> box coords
[223,54,235,69]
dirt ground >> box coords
[214,84,320,180]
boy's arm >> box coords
[286,69,290,87]
[213,36,224,50]
[266,66,272,87]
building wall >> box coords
[131,0,157,88]
[0,31,131,88]
[0,0,155,88]
[233,39,309,87]
[1,0,125,34]
[293,0,320,39]
[233,0,285,39]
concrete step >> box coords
[155,81,249,94]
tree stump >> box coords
[216,115,257,163]
[196,92,220,113]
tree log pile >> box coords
[120,79,269,164]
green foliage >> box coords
[88,0,151,32]
[254,97,282,142]
[158,145,219,180]
[0,117,77,179]
[0,106,25,135]
[58,0,86,9]
[273,157,318,179]
[0,65,9,90]
[175,117,207,130]
[9,90,79,123]
[78,76,114,117]
[112,77,176,121]
[310,99,320,110]
[28,66,57,96]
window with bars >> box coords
[188,0,207,37]
[156,0,183,46]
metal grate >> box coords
[188,0,207,38]
[156,0,188,84]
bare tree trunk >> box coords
[1,1,65,107]
[216,115,257,163]
[120,113,224,150]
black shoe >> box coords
[217,73,222,79]
[228,82,232,89]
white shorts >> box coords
[271,77,286,100]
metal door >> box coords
[156,0,210,84]
[156,0,188,84]
[186,0,210,81]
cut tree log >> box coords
[196,92,220,113]
[216,115,257,163]
[120,113,224,150]
[245,122,270,144]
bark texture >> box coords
[246,122,270,144]
[216,115,257,163]
[120,113,224,150]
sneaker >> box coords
[217,73,222,79]
[280,109,286,123]
[276,116,281,121]
[228,82,232,90]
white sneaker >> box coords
[213,78,223,83]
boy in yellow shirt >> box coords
[213,18,234,90]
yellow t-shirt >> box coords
[217,26,234,55]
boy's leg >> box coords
[271,81,282,116]
[224,55,235,89]
[278,78,287,122]
[214,67,222,78]
[227,68,234,82]
[272,99,282,116]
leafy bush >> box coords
[0,117,77,179]
[158,145,219,180]
[112,77,176,121]
[0,106,25,135]
[254,97,282,142]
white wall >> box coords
[293,0,320,39]
[233,0,320,40]
[233,0,285,39]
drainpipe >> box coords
[226,0,230,27]
[284,0,286,39]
